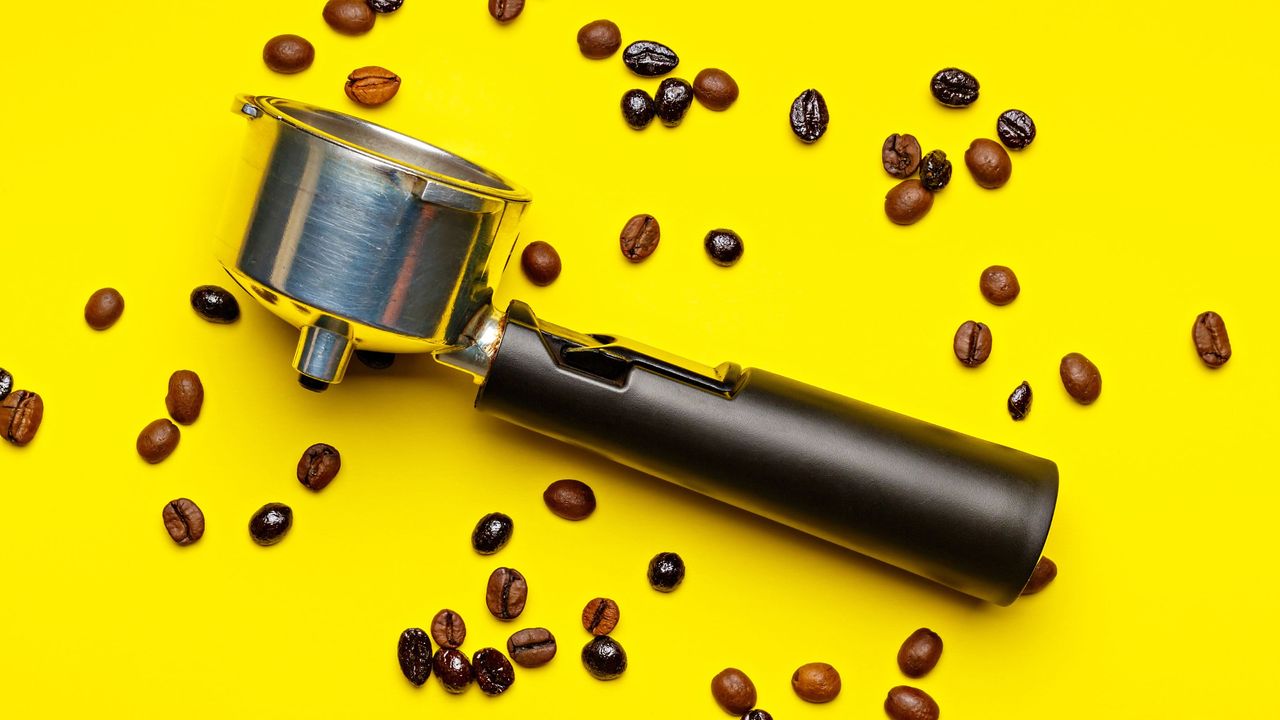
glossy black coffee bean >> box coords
[920,150,952,191]
[472,648,516,695]
[655,77,694,127]
[647,551,685,592]
[0,368,12,401]
[622,40,679,76]
[997,109,1037,149]
[355,350,395,369]
[743,711,774,720]
[249,502,293,546]
[366,0,403,12]
[581,635,628,680]
[621,89,656,130]
[930,67,979,107]
[1008,381,1032,421]
[398,628,433,686]
[190,285,240,324]
[433,647,473,693]
[472,512,514,554]
[790,89,828,143]
[704,229,744,266]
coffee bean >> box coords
[647,551,685,592]
[621,89,656,130]
[965,138,1012,189]
[1021,556,1057,595]
[655,77,694,127]
[248,502,293,546]
[366,0,403,12]
[790,89,829,143]
[1,390,43,446]
[190,285,240,324]
[920,150,952,191]
[486,566,528,619]
[693,68,739,111]
[137,419,180,463]
[702,229,744,267]
[488,0,524,23]
[884,179,934,225]
[433,647,474,693]
[953,321,992,367]
[979,265,1020,305]
[472,512,514,554]
[620,213,660,262]
[581,635,627,680]
[897,628,943,678]
[711,667,757,715]
[930,67,979,107]
[323,0,375,35]
[577,19,621,59]
[1193,311,1232,368]
[507,627,557,668]
[397,628,433,686]
[791,662,841,703]
[743,711,773,720]
[582,597,620,636]
[431,609,466,649]
[0,368,12,401]
[1008,381,1032,421]
[885,686,940,720]
[165,370,204,425]
[521,241,562,286]
[622,41,679,76]
[997,109,1037,149]
[297,443,341,491]
[1059,353,1101,404]
[882,133,922,179]
[84,288,125,330]
[162,498,205,546]
[345,66,400,106]
[472,648,516,695]
[355,350,395,369]
[262,34,314,74]
[543,479,596,520]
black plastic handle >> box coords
[475,302,1058,605]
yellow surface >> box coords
[1,1,1277,716]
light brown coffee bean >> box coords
[1,390,44,446]
[885,686,940,720]
[582,597,620,636]
[897,628,943,678]
[84,288,124,330]
[620,214,660,262]
[964,138,1012,188]
[1021,556,1058,595]
[262,34,314,74]
[1059,353,1101,404]
[297,443,341,491]
[323,0,375,35]
[137,419,180,464]
[577,19,621,59]
[953,321,992,367]
[1192,311,1231,368]
[979,265,1020,305]
[885,179,933,225]
[791,662,841,703]
[162,498,205,546]
[693,68,739,111]
[507,627,557,668]
[345,66,401,106]
[488,0,524,23]
[166,370,204,425]
[711,667,757,715]
[431,609,466,649]
[486,567,528,619]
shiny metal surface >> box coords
[433,306,508,381]
[218,95,530,383]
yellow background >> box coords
[2,0,1277,716]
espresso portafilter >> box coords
[220,96,1058,605]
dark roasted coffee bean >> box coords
[190,285,240,324]
[262,34,314,74]
[1021,556,1058,595]
[1,390,42,446]
[1060,353,1101,404]
[979,265,1020,305]
[1008,381,1032,421]
[323,0,375,35]
[647,551,685,592]
[885,179,934,225]
[84,288,125,330]
[346,66,401,106]
[472,512,514,554]
[366,0,403,12]
[790,89,828,143]
[965,138,1012,189]
[897,628,943,678]
[704,229,744,267]
[882,133,922,178]
[654,77,694,127]
[137,419,180,463]
[620,213,660,261]
[162,498,205,546]
[997,109,1037,149]
[711,667,757,715]
[355,350,395,369]
[543,479,596,520]
[581,635,627,680]
[622,40,679,76]
[582,597,620,636]
[953,321,992,367]
[1193,311,1232,367]
[792,662,841,703]
[297,443,341,491]
[486,566,528,619]
[507,627,557,667]
[930,67,979,107]
[743,711,774,720]
[249,502,293,546]
[472,648,516,695]
[920,150,952,191]
[521,241,562,285]
[433,647,473,693]
[577,19,621,59]
[166,370,204,425]
[398,628,432,686]
[885,685,940,720]
[693,68,739,111]
[431,609,466,649]
[621,89,655,130]
[0,368,12,401]
[488,0,524,23]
